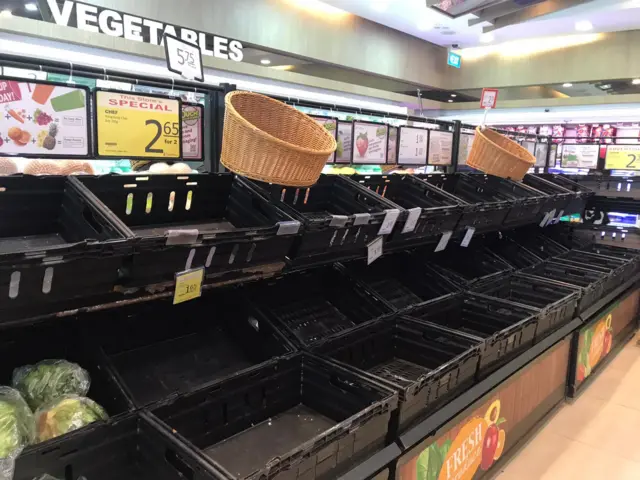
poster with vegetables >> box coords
[0,80,89,157]
[311,115,338,163]
[458,133,475,166]
[336,121,353,164]
[428,131,453,166]
[561,144,599,168]
[388,126,398,164]
[398,126,428,165]
[182,104,203,160]
[534,143,548,167]
[352,121,388,164]
[575,313,613,386]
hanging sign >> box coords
[164,33,204,81]
[352,121,388,164]
[605,145,640,170]
[398,126,428,165]
[95,90,182,158]
[428,130,454,166]
[310,115,338,164]
[182,103,203,160]
[387,126,398,164]
[480,88,499,109]
[447,52,462,69]
[534,142,548,167]
[0,79,90,157]
[335,121,353,164]
[561,144,599,169]
[458,133,475,166]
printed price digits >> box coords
[628,154,637,168]
[415,148,425,156]
[177,48,196,67]
[416,134,425,144]
[145,120,180,154]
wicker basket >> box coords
[221,91,337,187]
[467,126,535,181]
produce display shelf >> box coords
[507,227,570,259]
[485,235,544,269]
[522,174,574,218]
[536,173,593,216]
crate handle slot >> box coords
[330,374,361,396]
[82,207,104,235]
[164,449,195,480]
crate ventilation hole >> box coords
[9,266,54,299]
[125,190,194,215]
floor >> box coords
[495,332,640,480]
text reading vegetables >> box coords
[0,80,89,156]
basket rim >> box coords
[474,126,535,165]
[225,91,337,156]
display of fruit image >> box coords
[356,132,369,157]
[576,313,614,384]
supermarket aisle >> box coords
[495,331,640,480]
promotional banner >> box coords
[336,121,353,164]
[0,80,89,157]
[605,145,640,170]
[534,143,548,168]
[561,144,599,168]
[458,133,475,166]
[95,91,182,158]
[182,104,203,160]
[428,131,453,166]
[398,126,428,165]
[352,122,388,164]
[311,116,338,163]
[522,141,536,157]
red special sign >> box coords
[480,88,499,109]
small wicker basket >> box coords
[221,91,337,187]
[467,126,535,181]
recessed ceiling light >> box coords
[25,3,38,11]
[0,9,12,17]
[563,83,573,88]
[575,20,593,31]
[371,1,388,12]
[260,59,271,65]
[451,94,457,97]
[480,33,494,43]
[448,99,454,103]
[600,84,612,89]
[633,79,640,85]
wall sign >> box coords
[0,79,90,157]
[534,142,548,168]
[335,121,353,164]
[352,121,388,164]
[458,133,475,166]
[95,90,182,158]
[182,103,203,160]
[398,126,428,165]
[388,126,398,164]
[605,145,640,170]
[447,52,461,69]
[311,115,338,164]
[45,0,243,62]
[164,33,204,81]
[561,144,599,168]
[428,130,453,166]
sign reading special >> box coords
[398,126,428,165]
[335,121,353,164]
[0,79,89,157]
[352,121,388,164]
[428,130,454,166]
[605,145,640,170]
[96,91,182,158]
[311,116,338,163]
[561,144,599,169]
[182,104,203,160]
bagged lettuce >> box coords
[12,360,90,410]
[35,396,107,442]
[0,387,35,480]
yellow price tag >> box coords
[173,267,204,305]
[96,91,181,158]
[605,145,640,170]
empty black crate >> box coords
[406,293,539,372]
[537,174,593,215]
[247,175,401,267]
[151,353,397,480]
[472,273,580,340]
[418,173,511,233]
[580,243,640,263]
[0,175,129,317]
[523,174,575,219]
[71,174,299,285]
[249,267,390,348]
[485,236,543,269]
[339,253,460,311]
[567,174,640,199]
[92,290,294,407]
[348,174,463,248]
[554,249,633,291]
[15,414,220,480]
[507,228,569,259]
[316,316,481,431]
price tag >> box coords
[605,145,640,170]
[173,267,204,305]
[367,237,383,265]
[461,227,475,247]
[545,209,556,227]
[402,207,422,234]
[164,33,204,82]
[378,209,400,236]
[539,212,551,227]
[434,231,453,252]
[96,90,181,158]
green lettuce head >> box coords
[0,387,35,460]
[36,396,108,442]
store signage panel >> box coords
[398,126,428,165]
[534,142,548,167]
[95,90,182,158]
[182,103,203,160]
[605,145,640,170]
[352,122,388,164]
[0,79,89,157]
[310,116,338,164]
[480,88,499,109]
[164,33,204,81]
[335,121,353,164]
[447,52,461,69]
[45,0,243,62]
[561,144,599,169]
[388,126,398,164]
[428,130,454,166]
[458,133,475,166]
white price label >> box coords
[461,227,475,247]
[434,231,453,252]
[545,209,556,227]
[165,33,204,81]
[367,237,383,265]
[402,207,422,234]
[539,212,551,227]
[378,209,400,235]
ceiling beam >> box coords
[483,0,596,32]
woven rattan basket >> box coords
[221,91,337,187]
[467,126,535,181]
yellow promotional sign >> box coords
[605,145,640,170]
[96,91,181,158]
[173,268,204,305]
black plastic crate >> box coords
[348,174,464,248]
[554,249,633,291]
[485,235,544,269]
[0,175,129,318]
[471,273,580,341]
[405,293,539,373]
[71,174,300,286]
[315,315,481,431]
[418,173,511,233]
[522,261,606,313]
[151,353,397,480]
[523,174,575,219]
[339,254,461,311]
[537,174,593,216]
[567,174,640,199]
[579,243,640,263]
[91,290,294,407]
[506,228,569,259]
[247,175,401,267]
[15,414,221,480]
[249,266,390,348]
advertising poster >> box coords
[549,144,558,167]
[388,126,398,164]
[534,142,549,167]
[428,130,453,166]
[352,121,388,164]
[458,133,475,166]
[96,91,182,158]
[182,104,203,160]
[311,115,338,163]
[336,121,353,164]
[561,144,599,168]
[398,126,428,165]
[605,145,640,170]
[0,80,89,157]
[522,141,536,157]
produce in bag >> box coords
[12,360,90,411]
[35,395,107,442]
[0,387,36,480]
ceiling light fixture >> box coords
[633,79,640,85]
[0,9,12,17]
[563,83,573,88]
[575,20,593,32]
[260,59,271,65]
[448,99,454,103]
[480,33,494,43]
[451,94,457,97]
[25,3,38,11]
[600,84,612,89]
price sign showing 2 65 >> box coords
[96,91,182,158]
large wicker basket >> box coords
[220,91,337,187]
[467,127,535,181]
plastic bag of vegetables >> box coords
[0,387,35,480]
[35,395,107,442]
[12,360,90,410]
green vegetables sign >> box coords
[417,440,452,480]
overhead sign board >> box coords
[164,33,204,81]
[447,52,462,69]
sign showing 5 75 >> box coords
[164,33,204,82]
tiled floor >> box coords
[495,332,640,480]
